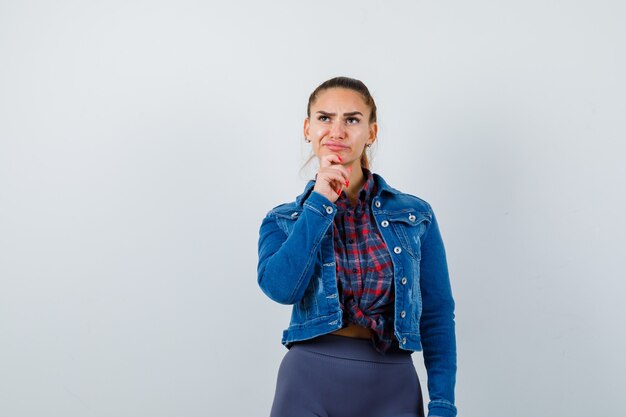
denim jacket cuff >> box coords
[428,399,457,417]
[303,191,337,217]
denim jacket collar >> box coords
[294,171,403,207]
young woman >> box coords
[257,77,457,417]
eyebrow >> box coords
[316,110,364,117]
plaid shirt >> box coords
[333,169,396,353]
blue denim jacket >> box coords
[257,173,457,417]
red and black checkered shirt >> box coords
[333,169,396,354]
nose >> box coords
[329,120,346,140]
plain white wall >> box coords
[1,1,625,416]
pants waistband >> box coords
[290,334,413,364]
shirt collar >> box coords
[335,168,375,208]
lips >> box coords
[324,142,348,151]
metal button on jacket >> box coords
[401,277,408,285]
[325,206,333,214]
[381,220,389,227]
[394,246,402,254]
[408,213,416,222]
[400,310,406,318]
[374,200,381,208]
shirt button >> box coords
[381,220,389,227]
[352,268,358,273]
[374,201,381,208]
[401,277,407,285]
[408,214,416,222]
[400,310,406,318]
[394,246,402,254]
[348,239,354,244]
[401,337,406,345]
[325,206,333,214]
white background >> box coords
[1,1,625,416]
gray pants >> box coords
[270,334,425,417]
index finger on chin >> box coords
[320,154,342,168]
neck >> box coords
[345,164,366,204]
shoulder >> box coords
[259,200,300,237]
[388,190,433,213]
[374,173,433,215]
[264,200,301,219]
[263,180,316,219]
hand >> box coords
[313,154,352,203]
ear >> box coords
[303,118,310,138]
[368,122,378,145]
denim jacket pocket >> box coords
[387,211,431,260]
[273,208,303,234]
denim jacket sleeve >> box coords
[257,191,336,305]
[419,209,458,417]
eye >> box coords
[318,115,330,122]
[346,117,360,124]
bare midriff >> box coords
[331,323,374,339]
[331,323,399,344]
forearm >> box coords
[421,308,457,417]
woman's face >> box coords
[304,88,378,167]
